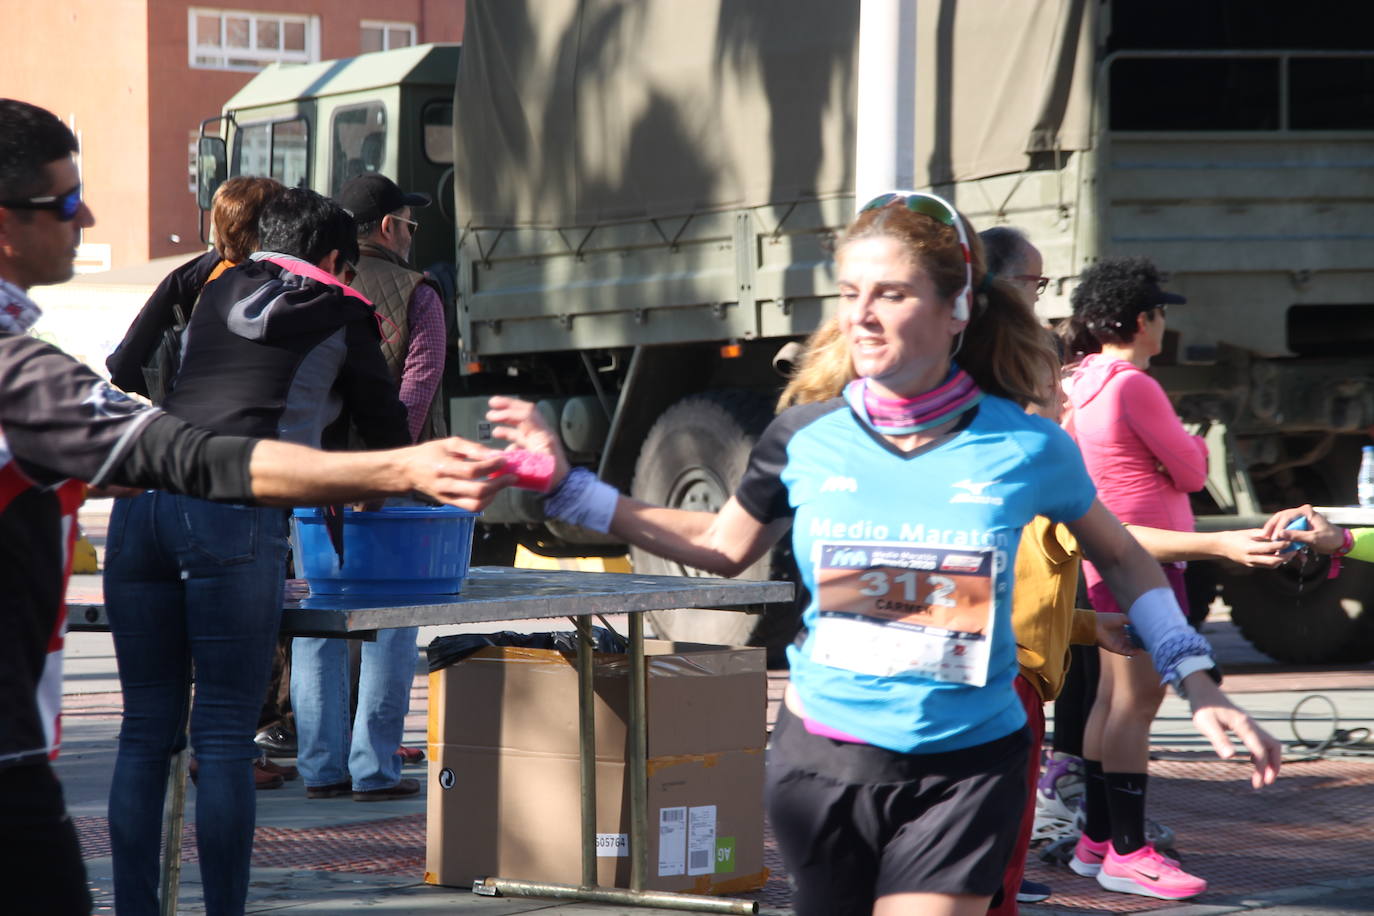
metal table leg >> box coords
[627,610,649,890]
[575,615,598,888]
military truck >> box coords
[198,1,1374,662]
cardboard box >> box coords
[425,640,768,895]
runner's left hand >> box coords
[1183,673,1282,790]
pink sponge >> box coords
[500,449,556,492]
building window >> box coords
[361,20,416,53]
[189,8,318,71]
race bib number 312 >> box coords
[810,542,996,685]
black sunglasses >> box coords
[0,184,82,221]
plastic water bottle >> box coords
[1359,446,1374,507]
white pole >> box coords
[855,0,918,211]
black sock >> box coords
[1082,759,1111,843]
[1104,771,1150,854]
[1051,646,1098,757]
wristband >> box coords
[1329,526,1355,580]
[1125,586,1217,687]
[543,467,619,533]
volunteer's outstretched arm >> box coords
[109,414,512,512]
[247,438,510,510]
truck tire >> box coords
[1222,558,1374,664]
[631,391,801,658]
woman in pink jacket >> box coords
[1060,257,1211,899]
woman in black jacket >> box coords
[102,189,409,916]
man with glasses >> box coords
[290,174,450,802]
[980,225,1049,306]
[0,98,509,915]
[335,173,446,442]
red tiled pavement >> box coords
[70,671,1374,913]
[1024,753,1374,912]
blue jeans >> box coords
[291,625,418,790]
[104,491,289,916]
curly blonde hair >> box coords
[777,318,850,410]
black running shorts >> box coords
[766,705,1030,916]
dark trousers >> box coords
[0,762,92,916]
[258,634,294,733]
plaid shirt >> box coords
[399,282,446,442]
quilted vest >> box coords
[351,242,448,440]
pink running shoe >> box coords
[1096,843,1207,900]
[1069,835,1108,877]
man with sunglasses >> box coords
[335,173,446,441]
[0,99,511,915]
[294,174,450,802]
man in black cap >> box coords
[335,173,446,441]
[289,174,451,802]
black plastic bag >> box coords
[426,626,628,673]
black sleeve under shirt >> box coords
[0,335,256,501]
[112,414,256,502]
[734,399,844,524]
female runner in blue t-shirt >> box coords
[486,193,1281,916]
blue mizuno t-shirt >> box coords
[735,395,1096,754]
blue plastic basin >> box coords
[291,506,477,595]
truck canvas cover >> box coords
[455,0,1093,228]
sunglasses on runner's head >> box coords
[0,184,83,221]
[858,191,973,321]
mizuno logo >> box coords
[949,479,1003,505]
[819,476,858,493]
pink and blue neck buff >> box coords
[844,366,983,436]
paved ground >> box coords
[60,503,1374,914]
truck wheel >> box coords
[1222,558,1374,664]
[631,391,801,658]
